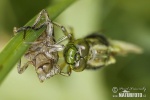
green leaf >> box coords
[0,0,76,84]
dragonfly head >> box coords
[64,39,89,72]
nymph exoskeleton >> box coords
[14,9,70,82]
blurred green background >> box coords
[0,0,150,100]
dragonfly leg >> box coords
[17,59,32,74]
[59,63,72,76]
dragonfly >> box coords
[58,32,143,76]
[14,9,142,82]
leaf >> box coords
[0,0,76,84]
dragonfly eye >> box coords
[64,44,77,64]
[73,58,86,72]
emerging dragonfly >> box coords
[14,9,142,82]
[58,33,143,76]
